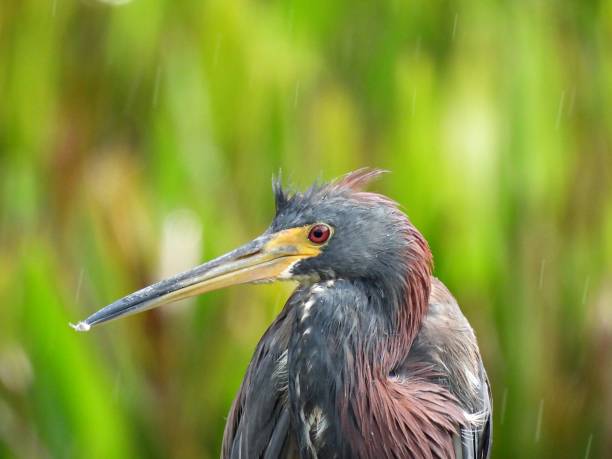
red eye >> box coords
[308,224,331,244]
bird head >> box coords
[72,168,430,331]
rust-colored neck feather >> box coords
[367,220,433,376]
[345,223,463,458]
[389,225,433,365]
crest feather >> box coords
[272,172,288,212]
[332,168,388,191]
[272,168,388,213]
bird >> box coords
[72,169,492,459]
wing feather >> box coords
[401,277,493,459]
[222,302,297,459]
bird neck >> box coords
[359,224,433,374]
[291,224,432,374]
[388,225,433,369]
[286,231,435,457]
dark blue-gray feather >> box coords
[222,170,491,458]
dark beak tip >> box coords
[69,321,91,332]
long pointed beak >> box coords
[71,227,321,331]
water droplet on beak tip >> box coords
[69,322,91,332]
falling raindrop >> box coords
[582,276,590,305]
[584,433,593,459]
[74,268,84,303]
[555,90,566,130]
[452,13,458,40]
[500,387,508,425]
[153,64,162,108]
[535,399,544,442]
[538,259,546,289]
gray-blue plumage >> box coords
[223,170,492,458]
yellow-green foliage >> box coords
[0,1,611,458]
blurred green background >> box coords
[1,0,611,458]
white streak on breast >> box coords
[311,285,325,294]
[308,406,328,441]
[301,298,316,322]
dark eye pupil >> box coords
[314,229,323,237]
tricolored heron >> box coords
[72,169,492,458]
